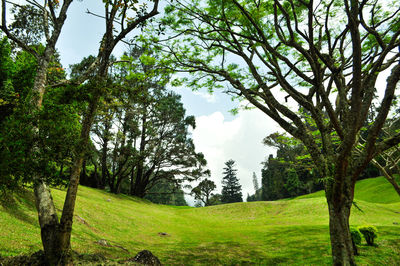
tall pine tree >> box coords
[221,160,243,203]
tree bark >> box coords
[130,166,136,195]
[132,177,146,198]
[33,180,63,265]
[326,173,356,266]
[100,120,111,189]
[57,91,101,259]
[328,201,355,265]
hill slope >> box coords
[1,177,399,265]
[298,176,400,204]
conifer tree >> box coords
[252,172,259,192]
[221,160,242,203]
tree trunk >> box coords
[326,181,355,266]
[100,122,110,189]
[132,178,147,198]
[94,162,100,188]
[33,180,63,265]
[57,91,101,260]
[80,159,87,183]
[30,59,67,265]
[59,161,64,180]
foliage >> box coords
[358,225,378,246]
[261,130,380,200]
[208,193,223,206]
[8,4,46,46]
[85,45,208,197]
[221,160,243,203]
[0,37,83,193]
[350,228,362,246]
[144,179,187,206]
[0,36,16,122]
[191,178,216,206]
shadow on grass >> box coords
[159,240,290,265]
[0,189,37,226]
[155,226,334,265]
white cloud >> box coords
[192,91,217,103]
[191,109,281,203]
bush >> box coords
[350,227,362,255]
[358,225,378,246]
[350,227,362,245]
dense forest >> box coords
[1,0,400,265]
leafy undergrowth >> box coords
[1,177,399,265]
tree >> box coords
[208,193,222,206]
[191,178,216,206]
[161,0,400,263]
[221,160,243,203]
[247,172,262,201]
[1,0,160,264]
[252,172,259,192]
[261,133,322,200]
[2,0,74,260]
[144,179,188,206]
[79,45,208,197]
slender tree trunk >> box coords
[115,176,125,194]
[57,91,101,260]
[100,122,110,189]
[59,161,64,179]
[130,166,135,195]
[80,159,87,183]
[130,139,137,195]
[132,113,147,197]
[93,161,100,188]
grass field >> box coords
[1,176,399,265]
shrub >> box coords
[350,227,362,255]
[358,225,378,246]
[350,227,362,245]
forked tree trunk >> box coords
[33,180,63,265]
[30,60,65,265]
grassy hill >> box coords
[1,176,399,265]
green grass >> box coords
[1,177,399,265]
